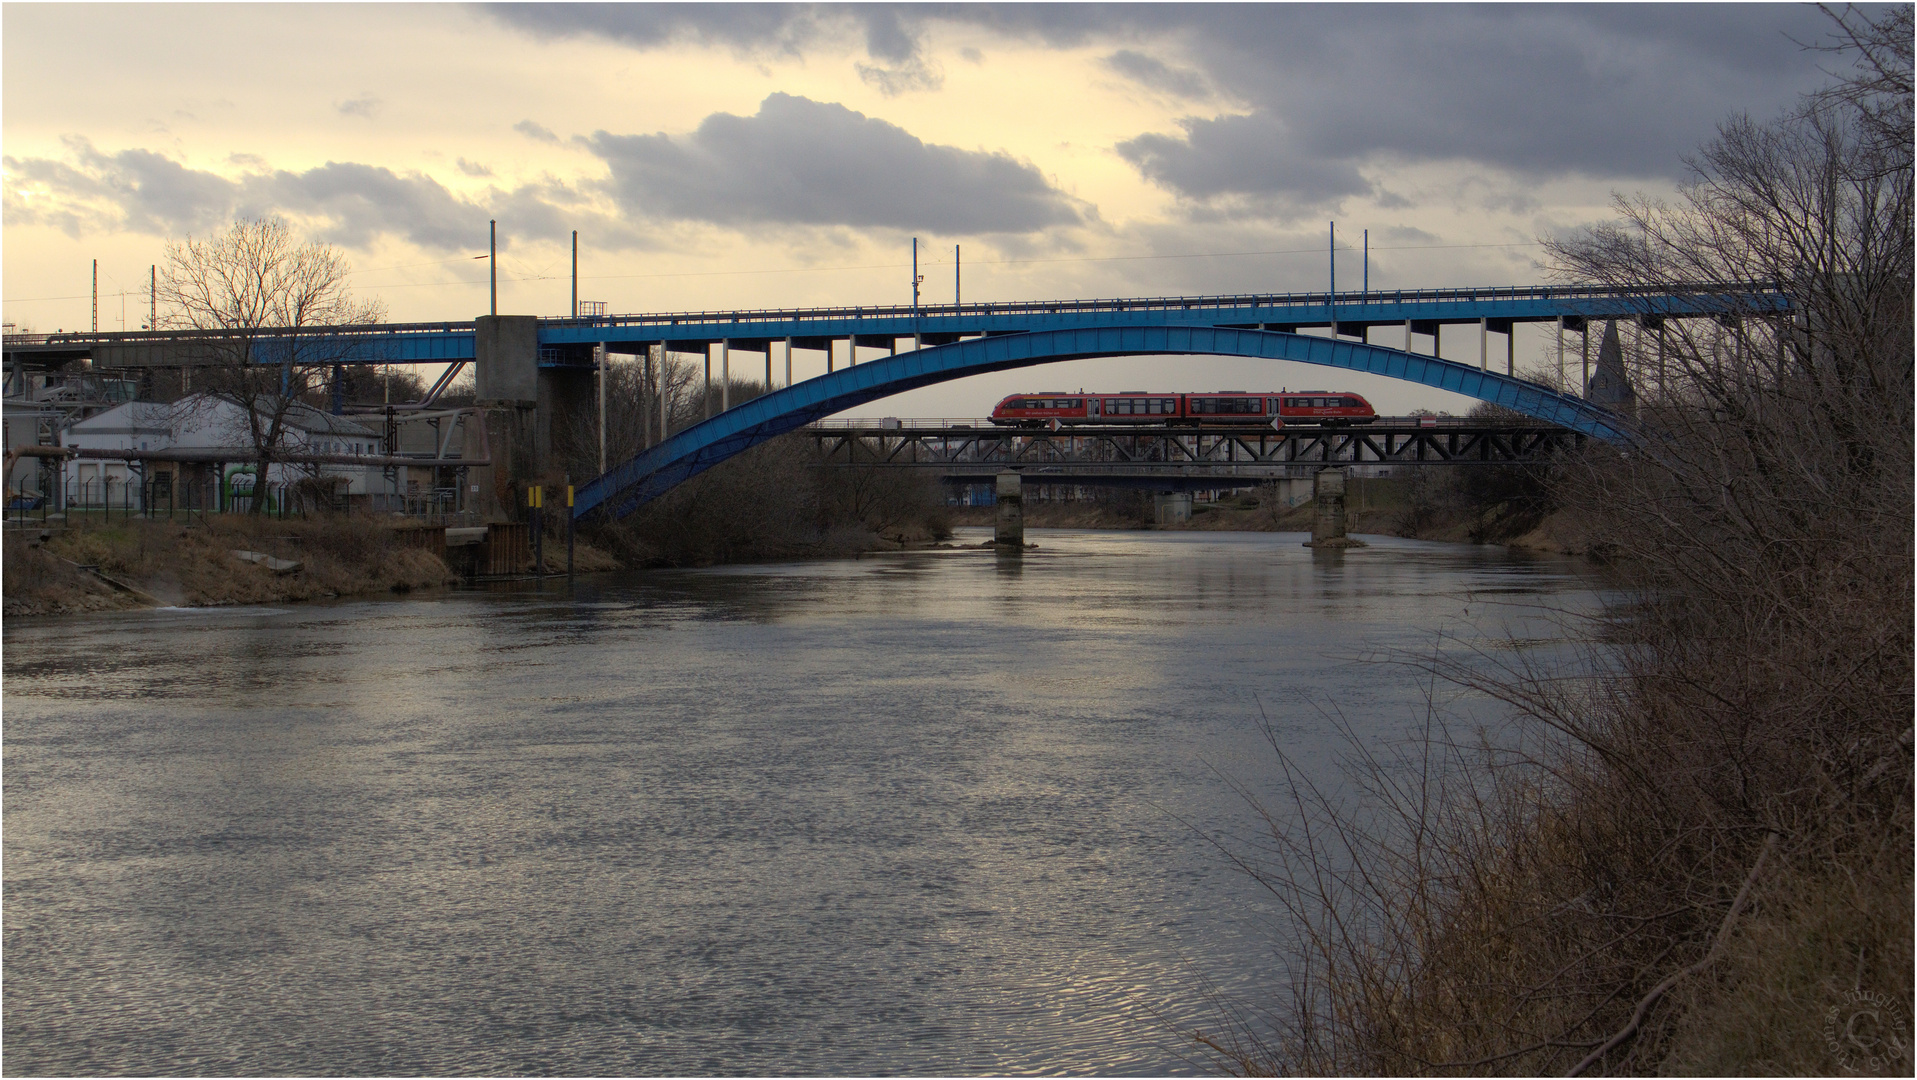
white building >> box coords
[61,393,386,510]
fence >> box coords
[8,474,341,528]
[6,468,485,529]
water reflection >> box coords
[4,528,1601,1076]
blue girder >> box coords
[573,326,1629,521]
[5,282,1789,365]
[537,281,1789,356]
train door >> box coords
[1088,397,1101,418]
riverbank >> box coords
[1,516,616,617]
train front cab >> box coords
[1277,392,1376,426]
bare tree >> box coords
[1199,9,1912,1075]
[158,217,386,509]
[561,352,772,482]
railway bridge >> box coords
[2,281,1791,520]
[806,417,1582,493]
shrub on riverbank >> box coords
[587,434,953,568]
[1201,13,1913,1075]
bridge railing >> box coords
[537,278,1786,332]
[8,280,1789,350]
[3,318,477,350]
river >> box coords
[3,528,1602,1075]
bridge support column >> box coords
[1581,323,1591,396]
[1305,468,1366,549]
[1153,491,1192,525]
[474,314,540,520]
[596,341,607,476]
[994,471,1024,551]
[1557,316,1565,387]
[721,339,730,413]
[658,343,669,440]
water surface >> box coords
[4,528,1599,1075]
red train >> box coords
[989,390,1376,427]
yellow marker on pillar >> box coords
[566,485,574,507]
[529,485,542,509]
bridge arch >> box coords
[574,325,1626,520]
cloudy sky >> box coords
[3,3,1841,413]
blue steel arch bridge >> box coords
[2,281,1791,521]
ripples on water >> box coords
[4,529,1599,1075]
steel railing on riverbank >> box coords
[5,475,476,530]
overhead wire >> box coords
[8,239,1547,302]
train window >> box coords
[1147,398,1163,414]
[1065,398,1081,408]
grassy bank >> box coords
[3,515,460,616]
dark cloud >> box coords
[4,139,519,251]
[256,162,484,250]
[1118,113,1372,212]
[585,93,1080,233]
[1098,4,1835,214]
[856,56,942,96]
[336,95,382,119]
[6,138,242,235]
[485,3,1838,214]
[513,119,560,143]
[1101,50,1207,99]
[483,1,878,76]
[4,90,1077,250]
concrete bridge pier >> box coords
[1306,468,1366,549]
[474,315,540,519]
[1153,491,1192,524]
[995,471,1024,551]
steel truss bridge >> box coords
[2,280,1790,519]
[806,419,1580,490]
